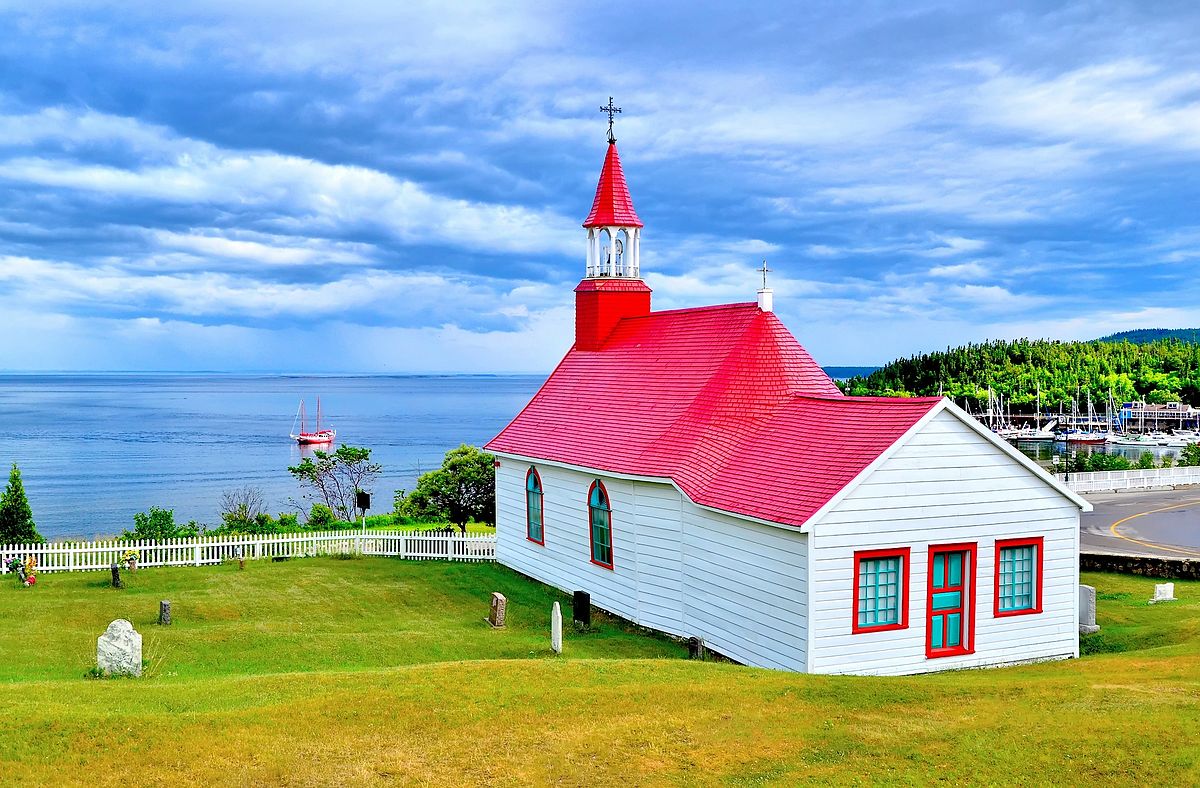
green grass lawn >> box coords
[2,564,1199,785]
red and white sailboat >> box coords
[290,398,336,445]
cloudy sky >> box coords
[1,1,1199,372]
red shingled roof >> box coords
[487,302,942,527]
[582,142,643,228]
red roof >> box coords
[583,143,643,228]
[487,302,941,527]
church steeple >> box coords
[575,100,651,350]
[583,97,643,279]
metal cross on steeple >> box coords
[601,96,621,143]
[758,260,771,289]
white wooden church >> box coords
[486,117,1092,676]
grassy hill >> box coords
[1096,328,1200,344]
[3,558,1200,784]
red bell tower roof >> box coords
[582,142,643,228]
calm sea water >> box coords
[0,374,544,540]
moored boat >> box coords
[290,398,336,445]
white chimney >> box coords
[757,287,774,312]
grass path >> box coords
[2,563,1199,785]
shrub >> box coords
[1137,451,1156,470]
[123,508,202,540]
[308,504,336,529]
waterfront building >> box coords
[486,122,1091,675]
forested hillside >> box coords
[1095,328,1200,344]
[840,338,1200,409]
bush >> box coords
[123,508,202,540]
[308,504,336,529]
[1137,451,1156,470]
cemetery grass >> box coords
[0,568,1197,785]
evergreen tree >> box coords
[0,463,43,543]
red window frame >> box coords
[993,536,1044,617]
[851,547,911,634]
[926,542,977,659]
[525,467,544,546]
[587,479,614,570]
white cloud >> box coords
[928,261,988,279]
[973,59,1200,151]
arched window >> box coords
[588,480,613,569]
[526,467,544,545]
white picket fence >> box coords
[0,529,496,574]
[1061,466,1200,494]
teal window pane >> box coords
[999,544,1037,612]
[856,554,903,628]
[589,483,612,565]
[933,554,945,588]
[931,615,944,649]
[947,613,961,647]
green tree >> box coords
[123,507,202,540]
[1180,443,1200,467]
[0,463,42,543]
[400,445,496,532]
[288,446,383,521]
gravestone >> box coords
[110,563,123,589]
[158,600,171,626]
[1151,583,1176,604]
[487,592,507,628]
[97,619,142,676]
[238,557,246,571]
[551,602,563,654]
[687,636,707,660]
[573,590,591,628]
[1079,584,1100,634]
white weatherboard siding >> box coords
[807,409,1080,676]
[495,460,644,624]
[494,456,809,670]
[682,507,808,671]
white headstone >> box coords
[551,601,563,654]
[1079,584,1100,634]
[1151,582,1176,604]
[97,619,142,676]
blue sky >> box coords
[1,1,1199,372]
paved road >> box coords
[1080,488,1200,558]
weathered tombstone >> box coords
[487,592,507,628]
[573,590,591,628]
[158,600,172,626]
[1079,584,1100,634]
[1151,582,1176,604]
[110,563,123,589]
[551,601,563,654]
[687,636,707,660]
[97,619,142,676]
